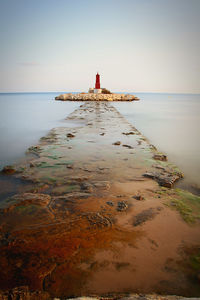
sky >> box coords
[0,0,199,93]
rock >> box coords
[157,174,181,188]
[101,88,112,94]
[55,93,140,102]
[117,201,128,212]
[152,165,166,171]
[27,145,42,154]
[1,165,16,175]
[81,182,93,192]
[0,286,50,299]
[40,132,57,143]
[82,168,92,172]
[54,192,90,200]
[0,193,51,212]
[133,195,144,201]
[143,172,182,188]
[93,181,110,190]
[86,212,113,228]
[123,144,134,149]
[113,141,121,145]
[122,132,135,135]
[153,153,167,161]
[106,201,114,206]
[67,133,75,138]
[66,164,74,169]
[70,176,89,182]
[149,144,157,150]
[143,172,155,179]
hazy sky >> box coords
[0,0,199,93]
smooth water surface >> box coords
[0,93,80,168]
[114,93,200,189]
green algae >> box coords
[168,199,195,224]
[51,184,80,195]
[18,167,26,172]
[166,189,200,224]
[55,160,73,166]
[39,165,59,169]
[47,155,59,160]
[157,187,176,195]
[41,176,57,184]
[35,161,60,169]
[190,252,200,270]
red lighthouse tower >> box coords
[95,73,100,89]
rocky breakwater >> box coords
[55,92,139,101]
[0,102,200,299]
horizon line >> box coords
[0,91,200,95]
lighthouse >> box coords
[94,73,102,94]
[95,73,100,89]
[88,73,104,94]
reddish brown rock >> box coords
[1,165,16,175]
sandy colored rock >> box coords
[55,93,139,101]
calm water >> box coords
[0,93,80,168]
[114,93,200,191]
[0,92,199,191]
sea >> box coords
[0,92,199,193]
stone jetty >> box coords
[55,92,139,101]
[0,102,200,299]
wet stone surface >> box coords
[0,102,200,298]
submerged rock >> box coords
[106,201,114,206]
[153,153,167,161]
[1,165,16,175]
[67,133,75,138]
[133,194,145,201]
[122,131,135,135]
[133,208,157,226]
[113,141,121,145]
[117,201,128,211]
[122,144,134,149]
[0,193,51,212]
[0,286,50,300]
[93,181,110,190]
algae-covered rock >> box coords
[0,193,51,212]
[153,153,167,161]
[1,165,16,175]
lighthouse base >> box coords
[94,88,102,94]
